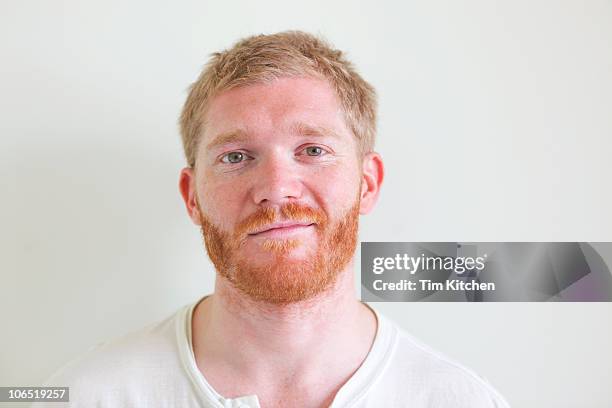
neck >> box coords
[191,260,377,400]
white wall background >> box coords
[2,0,612,407]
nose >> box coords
[251,153,303,206]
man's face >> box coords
[187,76,367,304]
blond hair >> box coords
[179,30,377,168]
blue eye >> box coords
[221,152,246,163]
[304,146,324,156]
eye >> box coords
[303,146,325,156]
[221,151,248,164]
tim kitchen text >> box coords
[372,279,496,291]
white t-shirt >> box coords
[34,297,510,407]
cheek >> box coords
[312,166,362,212]
[197,179,243,229]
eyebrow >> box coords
[205,122,343,151]
[290,122,343,140]
[205,130,250,151]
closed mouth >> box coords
[248,222,315,236]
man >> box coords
[36,31,510,407]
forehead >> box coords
[201,76,352,145]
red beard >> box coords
[198,199,360,304]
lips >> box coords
[248,222,315,236]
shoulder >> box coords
[53,310,181,381]
[35,307,194,407]
[372,314,511,407]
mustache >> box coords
[235,202,328,237]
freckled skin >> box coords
[196,76,363,237]
[190,77,366,303]
[178,74,384,308]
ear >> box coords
[179,167,202,225]
[359,152,384,215]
